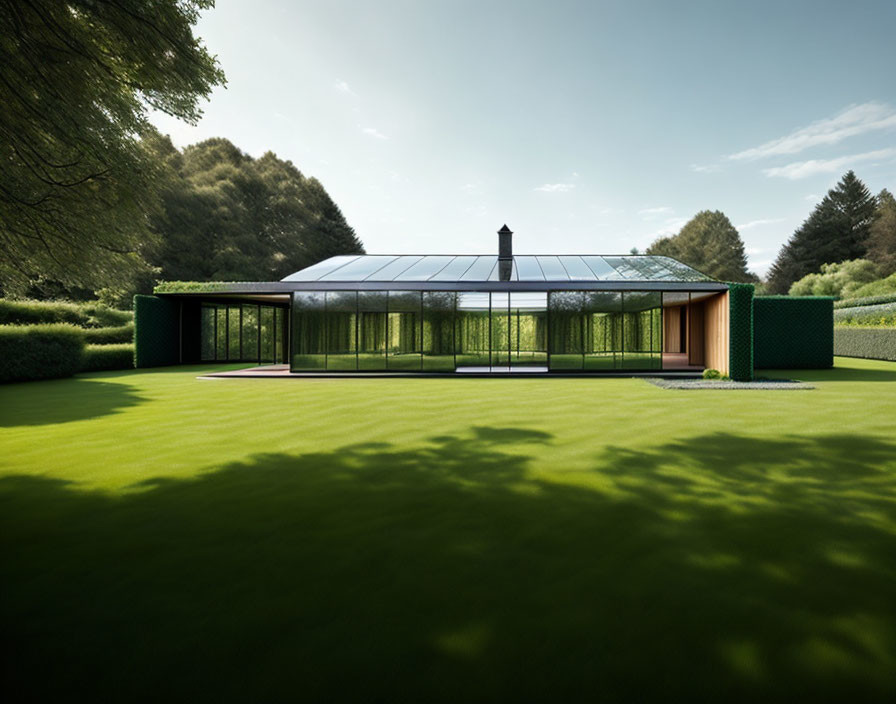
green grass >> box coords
[2,358,896,701]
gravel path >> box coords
[645,378,815,390]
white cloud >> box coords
[763,147,896,180]
[335,80,357,96]
[745,247,765,256]
[362,127,388,140]
[647,217,688,240]
[534,183,575,193]
[736,218,784,231]
[639,206,674,217]
[690,163,721,173]
[804,193,820,201]
[729,102,896,161]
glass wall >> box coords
[288,289,673,372]
[200,302,288,364]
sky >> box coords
[150,0,896,276]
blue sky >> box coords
[150,0,896,275]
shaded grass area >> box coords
[1,358,896,701]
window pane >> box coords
[242,305,259,362]
[318,255,398,281]
[201,306,216,361]
[621,292,662,369]
[455,292,490,367]
[368,256,423,281]
[515,256,545,281]
[326,291,357,370]
[282,255,361,281]
[581,256,625,280]
[548,291,585,369]
[387,291,421,370]
[228,306,241,360]
[558,256,597,280]
[397,256,456,281]
[260,306,275,363]
[584,291,622,370]
[460,256,497,281]
[430,256,477,281]
[510,293,547,367]
[491,293,510,368]
[536,256,570,281]
[358,292,387,370]
[422,292,455,371]
[291,292,326,371]
[216,307,227,360]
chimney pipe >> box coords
[497,224,513,281]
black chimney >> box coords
[498,224,513,281]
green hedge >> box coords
[134,295,180,368]
[833,302,896,327]
[0,299,132,328]
[728,283,754,381]
[753,296,833,369]
[81,344,135,372]
[0,324,85,383]
[834,328,896,361]
[834,292,896,309]
[83,323,134,345]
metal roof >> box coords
[281,254,713,284]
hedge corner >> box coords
[728,283,755,382]
[133,295,180,368]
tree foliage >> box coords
[141,135,365,285]
[766,171,877,293]
[646,210,755,282]
[866,189,896,276]
[0,0,225,294]
[788,259,879,298]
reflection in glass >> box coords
[622,291,662,369]
[491,293,510,368]
[242,305,259,362]
[423,292,455,370]
[358,291,387,370]
[201,306,216,361]
[326,291,357,370]
[584,291,622,370]
[548,291,585,369]
[260,306,275,363]
[291,292,326,370]
[510,293,547,366]
[388,291,421,370]
[455,292,490,367]
[216,307,227,360]
[228,306,241,360]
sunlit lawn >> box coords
[2,358,895,701]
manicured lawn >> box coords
[2,358,895,701]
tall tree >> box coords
[766,171,877,293]
[143,136,364,285]
[0,0,225,294]
[646,210,755,282]
[866,189,896,276]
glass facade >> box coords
[289,289,668,372]
[200,303,288,364]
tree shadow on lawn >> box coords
[0,376,145,427]
[1,429,895,702]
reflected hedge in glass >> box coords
[423,292,455,371]
[510,292,547,366]
[358,291,388,370]
[388,291,422,371]
[260,306,275,363]
[291,292,326,371]
[242,305,259,362]
[455,292,490,367]
[326,291,357,371]
[548,291,585,370]
[228,306,241,360]
[201,306,216,361]
[216,307,227,360]
[491,293,510,367]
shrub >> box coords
[0,324,85,383]
[834,328,896,361]
[834,302,896,328]
[834,292,896,309]
[83,323,134,344]
[702,369,721,379]
[839,272,896,301]
[80,344,135,372]
[788,259,879,298]
[0,299,132,328]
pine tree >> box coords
[766,171,877,293]
[646,210,755,282]
[866,189,896,276]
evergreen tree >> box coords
[646,210,756,282]
[766,171,877,293]
[866,189,896,276]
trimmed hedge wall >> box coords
[834,328,896,361]
[0,324,85,383]
[0,299,132,327]
[81,344,136,372]
[728,283,754,381]
[753,297,834,369]
[83,323,134,345]
[134,295,181,368]
[833,302,896,327]
[834,292,896,309]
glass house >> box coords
[155,227,734,374]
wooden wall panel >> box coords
[688,302,705,366]
[663,306,681,353]
[703,291,729,375]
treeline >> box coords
[767,172,896,295]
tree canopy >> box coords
[766,171,877,293]
[646,210,755,282]
[866,189,896,276]
[136,135,364,289]
[0,0,225,295]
